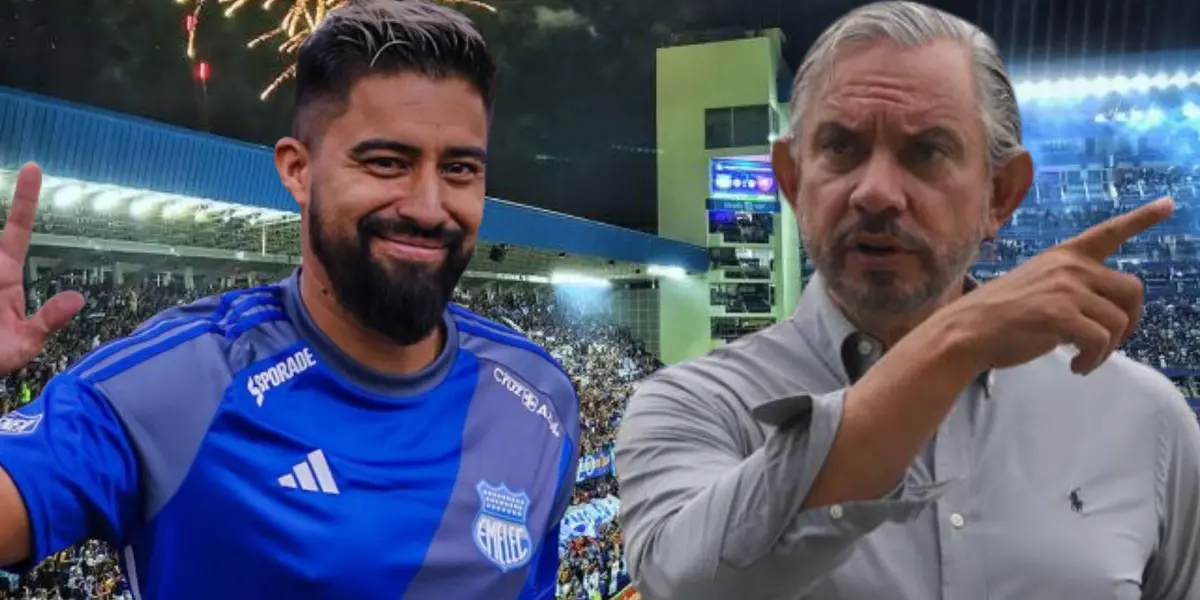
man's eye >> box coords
[444,163,481,178]
[366,157,404,170]
[909,142,945,162]
[822,138,853,156]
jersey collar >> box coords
[281,268,458,397]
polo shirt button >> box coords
[949,512,966,529]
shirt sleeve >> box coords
[0,373,140,572]
[520,402,581,600]
[1142,389,1200,600]
[519,470,578,599]
[614,378,948,600]
[519,522,564,600]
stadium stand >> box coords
[974,162,1200,379]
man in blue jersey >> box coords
[0,1,581,598]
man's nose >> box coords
[399,165,450,225]
[848,151,908,216]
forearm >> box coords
[803,318,981,509]
[0,465,32,567]
[618,389,936,600]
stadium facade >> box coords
[655,29,804,363]
[0,86,717,361]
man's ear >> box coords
[772,136,800,213]
[985,151,1033,238]
[275,137,311,212]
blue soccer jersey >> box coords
[0,271,581,599]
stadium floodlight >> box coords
[129,197,159,219]
[0,170,302,227]
[92,188,134,212]
[550,271,611,288]
[647,264,686,280]
[162,197,201,220]
[1013,70,1200,103]
[52,185,86,210]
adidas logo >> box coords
[277,449,340,495]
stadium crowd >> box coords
[0,277,649,600]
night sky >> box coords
[1,0,1198,233]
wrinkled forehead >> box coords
[794,39,981,139]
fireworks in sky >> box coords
[179,0,497,100]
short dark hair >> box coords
[292,0,496,145]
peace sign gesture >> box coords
[0,163,85,375]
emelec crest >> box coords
[472,481,534,571]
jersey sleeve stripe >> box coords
[69,316,214,379]
[75,290,272,375]
[554,433,575,500]
[227,309,288,338]
[67,292,282,382]
[82,320,219,382]
[447,304,523,337]
[125,287,278,337]
[454,315,530,347]
[216,289,284,329]
[121,546,144,600]
[454,319,571,381]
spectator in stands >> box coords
[616,3,1200,600]
[0,1,582,599]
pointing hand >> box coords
[937,198,1174,375]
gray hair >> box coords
[788,1,1024,169]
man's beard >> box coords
[308,192,471,345]
[802,210,982,316]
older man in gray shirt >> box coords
[614,3,1200,600]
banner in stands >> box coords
[559,496,620,548]
[576,446,616,482]
[613,586,642,600]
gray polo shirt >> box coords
[615,274,1200,600]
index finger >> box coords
[1059,197,1174,261]
[1,162,43,265]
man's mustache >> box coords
[358,214,465,249]
[832,213,931,253]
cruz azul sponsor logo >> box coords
[493,367,561,437]
[247,347,317,407]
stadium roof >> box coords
[0,87,708,274]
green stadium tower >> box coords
[655,29,802,362]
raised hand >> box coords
[0,163,85,375]
[935,197,1174,375]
